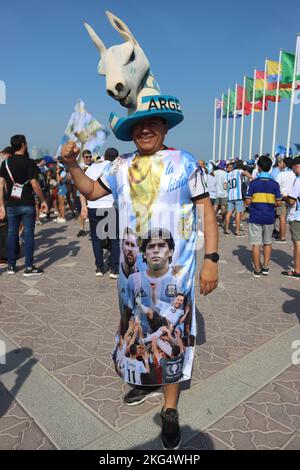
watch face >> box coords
[212,253,219,262]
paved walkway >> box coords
[0,216,299,450]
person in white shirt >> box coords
[282,156,300,278]
[275,157,296,243]
[214,161,228,224]
[80,148,120,278]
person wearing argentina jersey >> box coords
[282,155,300,278]
[61,9,219,451]
[224,160,252,237]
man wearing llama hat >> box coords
[62,11,219,450]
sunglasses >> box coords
[84,155,92,158]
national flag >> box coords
[293,37,300,104]
[236,85,251,115]
[267,60,281,83]
[55,99,110,158]
[255,70,267,99]
[245,77,268,112]
[216,98,222,118]
[282,51,295,84]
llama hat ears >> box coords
[105,10,139,46]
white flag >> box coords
[293,36,300,104]
[0,80,6,105]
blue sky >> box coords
[1,0,300,160]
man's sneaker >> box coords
[281,270,300,279]
[160,408,182,450]
[23,266,44,277]
[261,266,269,275]
[124,387,161,406]
[274,238,287,244]
[253,269,262,278]
[109,270,119,279]
[77,230,87,237]
[53,217,66,223]
[235,231,245,237]
[95,268,104,277]
[7,266,16,275]
[36,220,42,226]
[39,212,47,219]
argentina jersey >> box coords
[227,169,243,201]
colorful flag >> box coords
[267,60,281,83]
[216,98,222,118]
[293,36,300,104]
[55,99,110,158]
[282,51,295,84]
[236,85,251,115]
[245,77,268,112]
[255,70,267,99]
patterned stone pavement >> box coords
[197,365,300,450]
[0,382,55,450]
[0,214,299,449]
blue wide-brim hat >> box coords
[109,94,184,141]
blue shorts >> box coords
[58,184,68,197]
[227,199,244,213]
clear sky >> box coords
[1,0,300,160]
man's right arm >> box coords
[61,142,108,201]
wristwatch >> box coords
[204,253,220,263]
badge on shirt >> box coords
[11,183,24,199]
[165,284,177,297]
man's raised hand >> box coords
[61,141,80,168]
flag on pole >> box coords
[0,80,6,105]
[293,36,300,104]
[255,70,267,99]
[266,60,282,102]
[55,99,110,158]
[245,77,268,112]
[236,85,251,115]
[216,98,222,118]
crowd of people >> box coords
[0,135,120,278]
[198,153,300,278]
[1,137,299,280]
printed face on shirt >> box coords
[132,117,167,156]
[173,294,185,309]
[144,238,173,272]
[122,233,138,267]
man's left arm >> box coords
[195,197,218,296]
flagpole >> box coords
[224,88,230,160]
[239,76,246,160]
[259,60,267,155]
[286,34,300,158]
[249,69,257,160]
[271,50,282,158]
[218,92,224,161]
[232,83,238,159]
[212,98,217,163]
